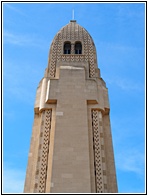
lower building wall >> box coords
[24,67,117,193]
[48,67,92,193]
[103,114,118,192]
[87,107,118,193]
[24,113,41,193]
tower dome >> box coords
[47,20,98,78]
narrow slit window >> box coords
[64,42,71,54]
[75,42,82,54]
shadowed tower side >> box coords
[24,20,118,193]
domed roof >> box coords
[48,20,98,78]
[55,20,95,44]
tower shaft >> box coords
[24,20,118,193]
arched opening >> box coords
[64,42,71,54]
[75,42,82,54]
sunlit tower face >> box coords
[24,20,118,193]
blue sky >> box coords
[3,2,145,194]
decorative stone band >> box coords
[92,110,107,193]
[34,110,52,193]
[61,55,86,62]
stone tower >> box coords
[24,20,118,193]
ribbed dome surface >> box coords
[56,20,94,43]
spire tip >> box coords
[72,9,74,20]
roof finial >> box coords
[72,9,74,20]
[70,10,76,22]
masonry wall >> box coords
[24,20,118,193]
[49,66,91,193]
